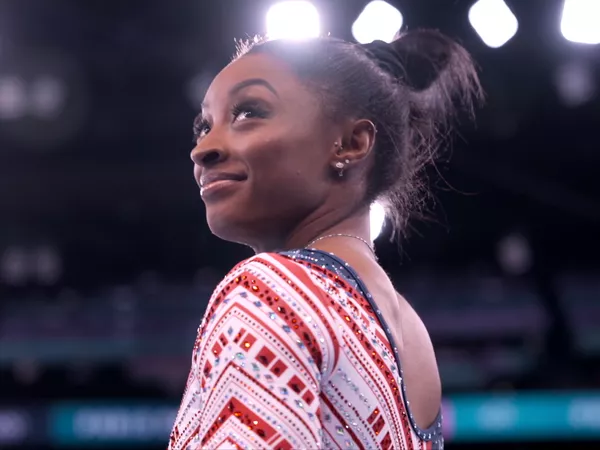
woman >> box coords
[169,30,482,449]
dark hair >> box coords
[234,30,483,239]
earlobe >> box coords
[334,158,350,177]
[330,120,377,178]
[333,119,377,177]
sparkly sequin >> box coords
[168,250,443,450]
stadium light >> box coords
[352,1,403,44]
[370,202,386,242]
[468,0,518,48]
[0,76,28,120]
[555,61,596,107]
[265,1,320,40]
[560,0,600,44]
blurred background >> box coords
[0,0,599,448]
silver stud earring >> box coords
[334,159,350,177]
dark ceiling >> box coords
[0,0,598,287]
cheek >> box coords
[243,133,329,203]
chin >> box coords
[202,183,249,243]
[206,209,240,241]
[205,206,280,251]
[204,207,255,246]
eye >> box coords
[231,101,269,123]
[192,101,269,142]
[192,116,210,142]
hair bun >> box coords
[390,29,456,91]
[361,40,406,79]
[391,29,484,121]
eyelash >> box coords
[192,101,268,142]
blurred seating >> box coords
[1,271,598,398]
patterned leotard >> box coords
[169,249,443,449]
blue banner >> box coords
[445,392,600,441]
[49,403,177,446]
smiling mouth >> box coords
[201,178,238,190]
[200,177,246,198]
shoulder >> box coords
[231,251,308,277]
[205,252,342,375]
[220,252,326,300]
[178,253,330,448]
[218,252,337,327]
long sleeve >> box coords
[169,253,339,450]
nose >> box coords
[191,140,227,167]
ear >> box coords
[332,119,377,167]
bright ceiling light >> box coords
[266,1,321,40]
[560,0,600,44]
[468,0,518,48]
[352,1,403,44]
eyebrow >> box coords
[201,78,279,111]
[229,78,279,98]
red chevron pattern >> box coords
[169,251,443,449]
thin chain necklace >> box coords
[306,233,377,259]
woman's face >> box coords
[192,53,342,249]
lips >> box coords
[200,172,247,189]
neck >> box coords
[249,206,372,254]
